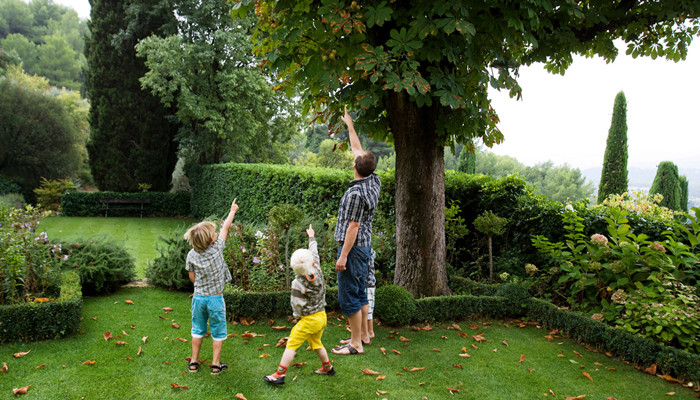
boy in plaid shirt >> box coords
[184,198,238,375]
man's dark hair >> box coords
[355,151,377,177]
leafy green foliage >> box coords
[650,161,683,211]
[58,236,135,296]
[0,175,21,195]
[0,270,82,344]
[268,204,304,288]
[145,232,192,291]
[85,0,178,192]
[136,0,299,166]
[374,284,416,326]
[294,139,355,169]
[0,69,84,201]
[0,193,25,210]
[0,205,63,305]
[33,177,74,211]
[531,207,700,352]
[598,91,629,204]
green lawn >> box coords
[0,287,696,399]
[40,216,193,279]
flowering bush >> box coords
[598,191,678,222]
[0,205,65,305]
[531,206,700,352]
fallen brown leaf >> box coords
[664,393,675,396]
[644,363,658,375]
[12,350,30,358]
[502,340,509,347]
[604,397,619,400]
[549,329,560,335]
[520,354,526,363]
[409,367,425,372]
[1,362,7,373]
[170,383,189,390]
[431,348,441,352]
[12,385,31,396]
[291,362,307,368]
[471,344,478,349]
[468,324,479,330]
[163,307,173,313]
[176,337,188,343]
[582,371,593,381]
[129,324,136,329]
[259,354,271,358]
[241,332,256,338]
[380,347,386,355]
[137,346,142,356]
[399,336,411,342]
[392,349,402,355]
[142,336,148,344]
[544,335,554,341]
[573,350,584,359]
[458,353,471,358]
[35,364,46,369]
[124,300,134,304]
[122,330,129,337]
[550,389,556,396]
[453,364,463,369]
[457,332,470,338]
[447,386,460,394]
[271,326,289,330]
[376,375,385,380]
[657,374,682,384]
[82,360,95,365]
[492,348,498,353]
[104,332,112,341]
[473,334,487,342]
[361,368,381,375]
[441,336,448,340]
[171,323,180,329]
[234,394,247,400]
[564,396,586,400]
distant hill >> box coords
[583,167,700,209]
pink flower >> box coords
[590,234,609,247]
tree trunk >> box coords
[387,91,451,298]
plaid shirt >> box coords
[335,173,381,247]
[185,236,231,296]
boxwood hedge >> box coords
[61,190,190,217]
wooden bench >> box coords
[99,198,150,218]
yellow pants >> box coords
[286,310,327,351]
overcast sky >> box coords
[60,0,699,171]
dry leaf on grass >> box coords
[35,364,46,370]
[361,368,381,375]
[399,336,411,342]
[644,363,658,375]
[431,348,441,352]
[258,354,271,358]
[447,386,460,394]
[103,332,112,341]
[377,375,385,380]
[520,354,526,363]
[142,336,148,344]
[115,341,128,346]
[137,347,142,356]
[171,323,180,329]
[12,385,31,396]
[380,347,386,355]
[392,350,402,355]
[12,351,31,358]
[1,362,7,373]
[582,372,593,381]
[176,337,188,343]
[573,350,584,359]
[657,374,682,384]
[458,353,471,358]
[124,300,134,304]
[502,340,509,347]
[271,326,289,330]
[564,396,586,400]
[82,360,95,365]
[409,367,425,372]
[291,362,306,368]
[234,394,247,400]
[472,334,487,342]
[122,330,129,337]
[170,383,189,390]
[453,364,463,369]
[163,307,173,313]
[457,332,470,338]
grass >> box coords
[39,216,193,279]
[1,287,696,400]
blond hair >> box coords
[290,248,314,276]
[184,221,217,253]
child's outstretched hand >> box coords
[231,198,239,214]
[306,223,314,238]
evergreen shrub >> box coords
[0,270,82,343]
[146,233,192,291]
[374,284,416,326]
[59,237,136,295]
[0,176,21,195]
[61,190,191,217]
[223,286,339,320]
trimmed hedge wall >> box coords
[61,190,191,217]
[527,298,700,381]
[224,286,339,320]
[0,271,82,343]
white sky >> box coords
[57,0,699,171]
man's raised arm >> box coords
[341,106,364,159]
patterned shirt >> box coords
[290,238,326,318]
[334,173,381,247]
[185,236,231,296]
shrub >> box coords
[0,176,21,196]
[0,270,82,343]
[146,233,192,291]
[223,286,339,320]
[0,193,25,210]
[374,284,416,326]
[33,177,75,211]
[59,237,136,295]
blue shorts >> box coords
[337,245,370,316]
[191,294,227,341]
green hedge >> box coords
[224,286,339,320]
[61,190,191,217]
[527,298,700,382]
[0,270,82,343]
[0,175,21,196]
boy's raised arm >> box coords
[341,106,364,159]
[219,198,239,240]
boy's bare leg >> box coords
[268,348,296,379]
[368,318,375,338]
[191,337,202,362]
[314,347,330,364]
[212,339,223,366]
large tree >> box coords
[650,161,682,211]
[85,0,178,192]
[236,0,700,297]
[598,91,628,204]
[135,0,299,166]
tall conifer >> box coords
[650,161,682,211]
[598,91,629,203]
[85,0,178,191]
[679,175,689,212]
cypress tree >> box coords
[598,91,629,203]
[679,175,689,212]
[85,0,178,192]
[650,161,682,211]
[457,143,476,174]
